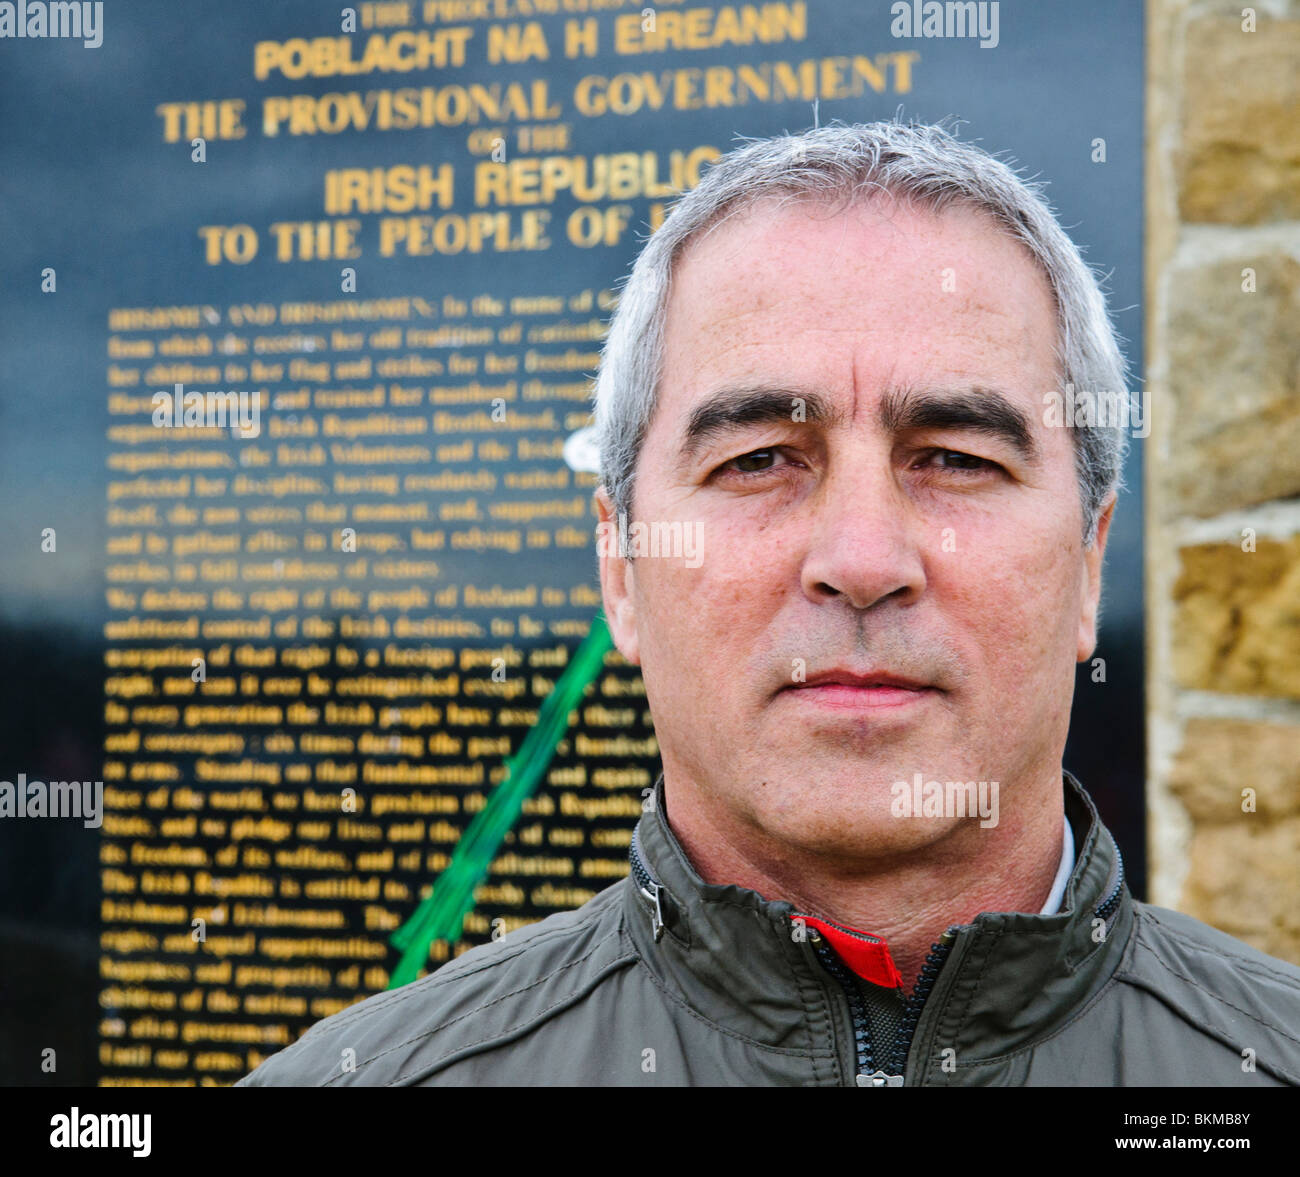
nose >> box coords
[799,456,928,612]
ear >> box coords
[1076,493,1116,662]
[594,486,641,666]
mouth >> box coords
[781,670,938,711]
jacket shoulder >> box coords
[237,879,637,1086]
[1117,901,1300,1083]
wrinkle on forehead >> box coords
[662,197,1058,392]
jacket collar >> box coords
[624,769,1133,1063]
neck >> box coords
[663,773,1065,988]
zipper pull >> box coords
[857,1071,904,1088]
[641,880,666,942]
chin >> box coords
[791,814,957,862]
[742,774,956,861]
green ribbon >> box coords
[387,612,614,989]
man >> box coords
[240,121,1300,1087]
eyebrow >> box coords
[880,385,1039,463]
[678,383,1039,465]
[680,385,835,462]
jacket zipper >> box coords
[630,827,959,1084]
[1094,837,1126,928]
[812,928,958,1087]
[809,935,880,1078]
[630,821,1128,1086]
[817,837,1128,1087]
[629,826,667,941]
[629,829,955,1085]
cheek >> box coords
[940,519,1081,686]
[632,523,794,679]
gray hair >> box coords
[592,119,1129,548]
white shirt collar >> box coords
[1038,812,1076,915]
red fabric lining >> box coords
[794,914,904,989]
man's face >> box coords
[597,195,1113,863]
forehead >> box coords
[656,193,1060,418]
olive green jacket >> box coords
[239,772,1300,1086]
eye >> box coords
[721,447,787,476]
[917,449,1002,475]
